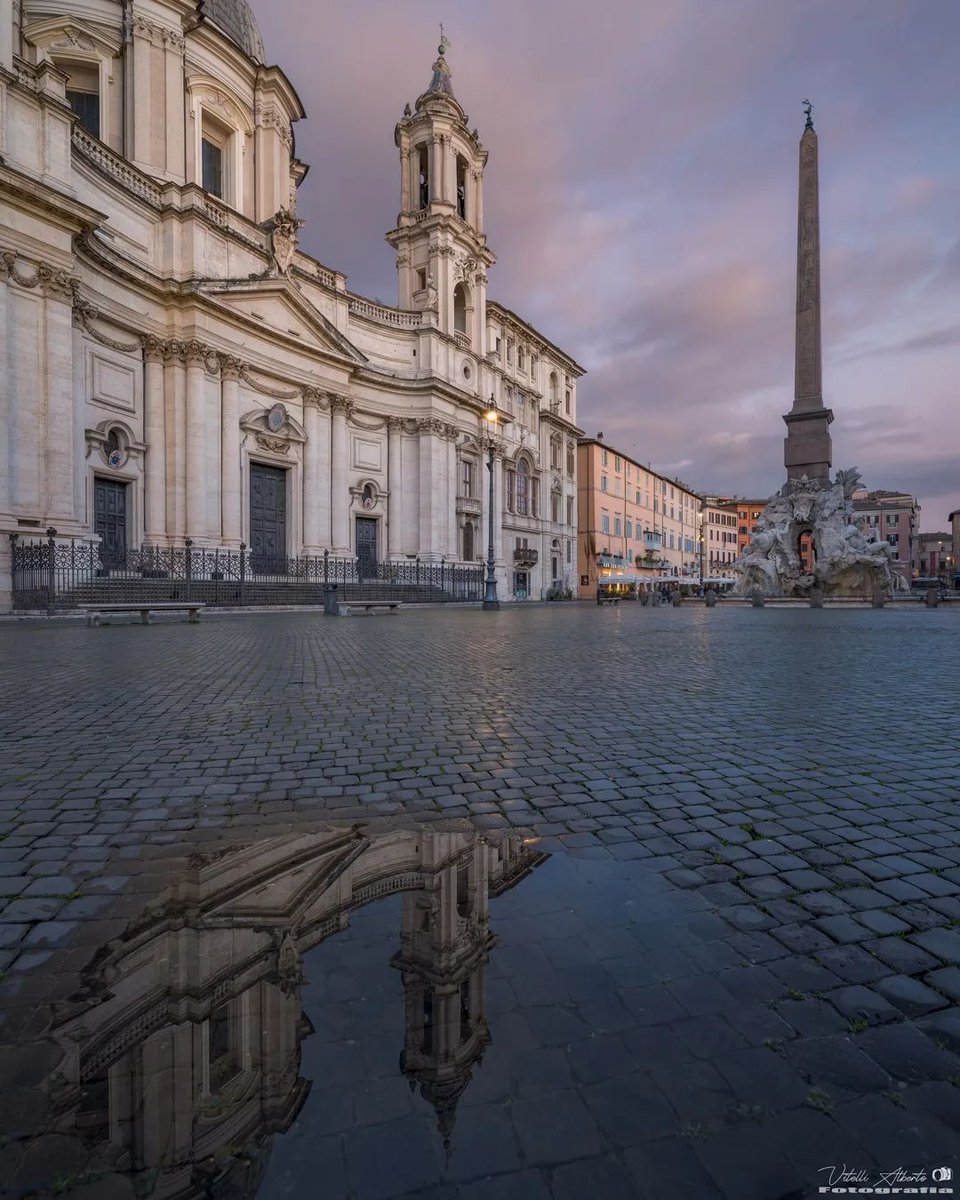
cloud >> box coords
[252,0,960,522]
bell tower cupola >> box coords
[387,38,495,351]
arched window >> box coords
[549,372,559,405]
[453,283,468,334]
[516,459,530,516]
[456,155,468,219]
[418,144,430,208]
[517,345,525,371]
[462,522,474,562]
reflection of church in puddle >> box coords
[50,828,546,1197]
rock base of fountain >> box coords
[735,469,894,600]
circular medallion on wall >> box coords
[108,450,123,468]
[267,403,286,432]
[462,362,472,382]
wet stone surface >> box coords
[0,604,958,1197]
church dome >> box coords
[200,0,265,63]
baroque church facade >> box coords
[0,0,584,609]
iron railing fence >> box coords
[9,533,485,612]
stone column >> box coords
[473,168,484,235]
[184,340,207,540]
[446,427,459,558]
[0,270,8,518]
[493,446,504,572]
[330,395,352,554]
[433,134,446,204]
[387,417,404,558]
[418,419,439,559]
[302,389,329,552]
[400,147,411,213]
[44,276,75,524]
[163,341,186,539]
[142,336,167,544]
[220,356,241,545]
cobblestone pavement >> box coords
[1,604,959,1196]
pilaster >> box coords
[220,356,242,545]
[142,336,167,543]
[330,394,353,554]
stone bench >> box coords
[334,601,403,616]
[81,602,205,627]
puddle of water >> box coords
[1,826,954,1199]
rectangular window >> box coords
[601,476,608,492]
[551,492,560,523]
[601,512,610,534]
[67,89,100,138]
[887,514,899,526]
[614,516,622,536]
[566,496,573,526]
[460,459,474,498]
[565,389,571,415]
[202,137,224,198]
[635,490,641,505]
[625,519,633,539]
[614,456,621,472]
[566,541,571,563]
[566,449,575,476]
[601,449,608,466]
[614,478,621,497]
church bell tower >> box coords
[386,41,496,351]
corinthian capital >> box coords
[184,338,208,366]
[140,334,166,364]
[329,393,354,416]
[220,355,243,381]
[302,386,330,410]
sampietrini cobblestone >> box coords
[0,604,958,1190]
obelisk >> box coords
[783,101,833,483]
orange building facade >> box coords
[577,439,712,599]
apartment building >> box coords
[576,439,705,598]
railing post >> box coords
[239,542,246,606]
[45,527,57,616]
[440,557,445,603]
[185,537,193,601]
[8,533,18,609]
[324,548,329,588]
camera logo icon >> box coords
[932,1166,953,1183]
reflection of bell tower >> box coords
[386,41,495,350]
[392,834,494,1149]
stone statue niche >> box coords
[735,468,894,598]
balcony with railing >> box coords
[513,547,539,566]
[453,330,471,351]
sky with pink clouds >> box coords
[252,0,959,527]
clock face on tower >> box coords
[267,404,286,433]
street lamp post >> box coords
[482,400,512,610]
[698,502,705,592]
